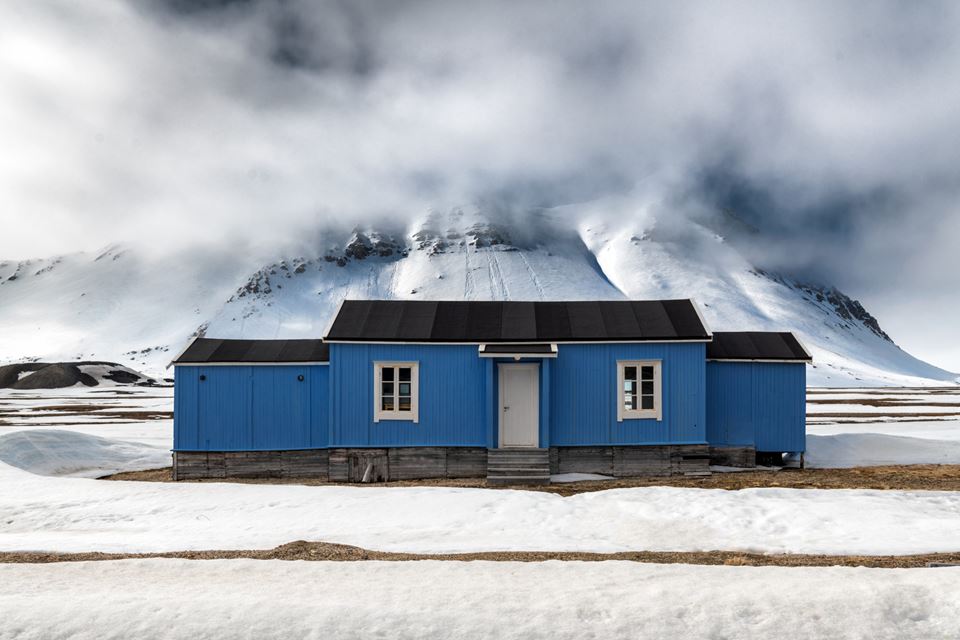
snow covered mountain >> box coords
[0,207,954,387]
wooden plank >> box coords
[614,446,670,477]
[345,449,388,483]
[556,447,613,475]
[708,446,755,468]
[281,450,329,479]
[224,451,282,479]
[388,447,446,480]
[447,448,487,478]
[328,449,349,482]
[548,448,559,474]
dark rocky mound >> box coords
[0,362,155,389]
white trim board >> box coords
[324,339,712,345]
[616,359,663,422]
[373,361,420,424]
[174,362,330,367]
[707,359,810,364]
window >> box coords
[617,360,662,421]
[374,362,419,423]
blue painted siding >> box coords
[549,343,706,446]
[174,364,329,451]
[173,366,199,449]
[705,362,806,452]
[328,343,488,447]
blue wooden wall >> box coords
[705,361,806,452]
[328,343,489,447]
[173,364,328,451]
[548,343,707,446]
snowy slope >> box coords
[0,207,954,386]
[4,560,959,640]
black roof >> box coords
[707,332,811,362]
[325,300,710,343]
[174,338,329,364]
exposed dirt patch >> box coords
[28,405,105,413]
[807,398,960,407]
[103,464,960,493]
[2,540,959,568]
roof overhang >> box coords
[174,361,330,367]
[707,358,812,364]
[478,343,558,359]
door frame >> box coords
[497,363,540,448]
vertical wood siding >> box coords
[173,364,328,451]
[548,343,706,446]
[329,344,488,447]
[173,366,199,449]
[705,361,806,452]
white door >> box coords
[498,364,539,448]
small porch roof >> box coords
[478,343,558,358]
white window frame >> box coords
[616,360,662,422]
[373,361,419,423]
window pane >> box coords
[399,396,411,411]
[399,382,411,396]
[381,382,394,396]
[624,366,637,381]
[641,380,654,395]
[624,394,637,411]
[641,366,654,380]
[641,395,654,410]
[381,367,394,382]
[399,367,411,382]
[381,396,395,411]
[623,380,636,394]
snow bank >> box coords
[0,430,170,478]
[806,433,960,468]
[2,559,958,640]
[3,459,960,555]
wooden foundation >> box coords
[173,444,711,482]
[708,446,756,468]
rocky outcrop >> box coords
[0,362,156,389]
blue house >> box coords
[172,300,811,483]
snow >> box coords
[806,434,960,468]
[0,387,958,556]
[0,430,170,478]
[2,559,959,640]
[2,208,956,386]
[3,454,960,555]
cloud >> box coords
[0,2,958,339]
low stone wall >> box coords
[708,446,756,468]
[173,444,711,481]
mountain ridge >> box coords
[0,208,954,387]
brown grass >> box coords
[2,540,958,568]
[104,464,960,493]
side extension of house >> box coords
[172,300,811,483]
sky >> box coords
[0,0,959,370]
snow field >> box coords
[0,429,170,478]
[4,458,960,555]
[1,559,959,640]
